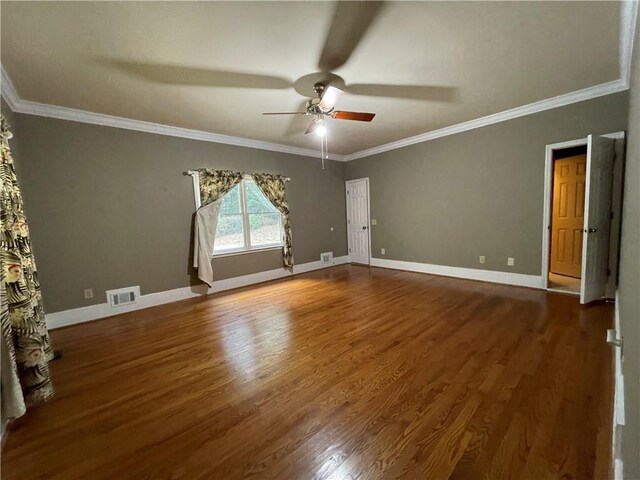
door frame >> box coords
[345,177,372,266]
[541,131,625,295]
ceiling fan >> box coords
[103,1,456,160]
[262,82,375,137]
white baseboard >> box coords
[613,290,625,479]
[369,258,542,289]
[46,255,349,329]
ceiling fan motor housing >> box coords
[306,97,326,115]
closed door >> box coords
[581,135,615,304]
[346,178,370,265]
[550,154,586,278]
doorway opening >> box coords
[548,145,587,295]
[541,132,625,304]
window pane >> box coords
[249,213,282,247]
[219,185,242,215]
[214,214,245,252]
[244,180,278,214]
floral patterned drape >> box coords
[198,169,244,207]
[0,115,54,420]
[251,173,293,270]
[193,169,245,286]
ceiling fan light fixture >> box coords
[315,124,327,137]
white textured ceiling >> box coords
[1,1,622,155]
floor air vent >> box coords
[106,287,140,308]
[321,252,333,264]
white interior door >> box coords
[581,134,615,304]
[346,178,370,265]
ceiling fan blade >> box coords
[346,84,458,101]
[304,121,317,135]
[318,1,385,71]
[103,59,292,89]
[284,101,312,137]
[262,112,307,115]
[318,85,345,111]
[332,111,376,122]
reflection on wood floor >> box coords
[3,265,613,479]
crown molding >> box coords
[342,79,628,161]
[2,33,633,164]
[0,66,20,112]
[620,0,639,87]
[0,67,345,162]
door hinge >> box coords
[346,189,350,195]
[349,248,351,253]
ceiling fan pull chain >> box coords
[324,130,329,170]
[320,131,325,170]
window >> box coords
[213,178,283,255]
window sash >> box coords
[213,178,283,255]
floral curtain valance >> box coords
[0,115,54,422]
[251,173,293,270]
[198,169,244,207]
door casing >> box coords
[541,131,625,299]
[345,177,371,266]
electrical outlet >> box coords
[371,219,377,226]
[381,248,386,255]
[479,256,485,264]
[84,288,94,300]
[507,257,515,266]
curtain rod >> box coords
[185,170,290,181]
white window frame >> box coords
[210,176,283,257]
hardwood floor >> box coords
[2,265,613,479]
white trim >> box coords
[612,290,625,480]
[343,80,627,161]
[1,70,631,163]
[0,66,342,162]
[370,258,542,289]
[541,137,589,290]
[541,131,625,292]
[345,177,372,266]
[0,66,19,111]
[621,0,639,87]
[45,256,349,330]
[212,245,281,258]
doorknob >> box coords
[362,226,367,230]
[584,228,597,233]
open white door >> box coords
[346,178,370,265]
[581,135,615,304]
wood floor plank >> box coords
[1,265,613,479]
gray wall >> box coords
[346,92,629,276]
[10,114,347,313]
[620,12,640,479]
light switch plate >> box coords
[371,219,377,225]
